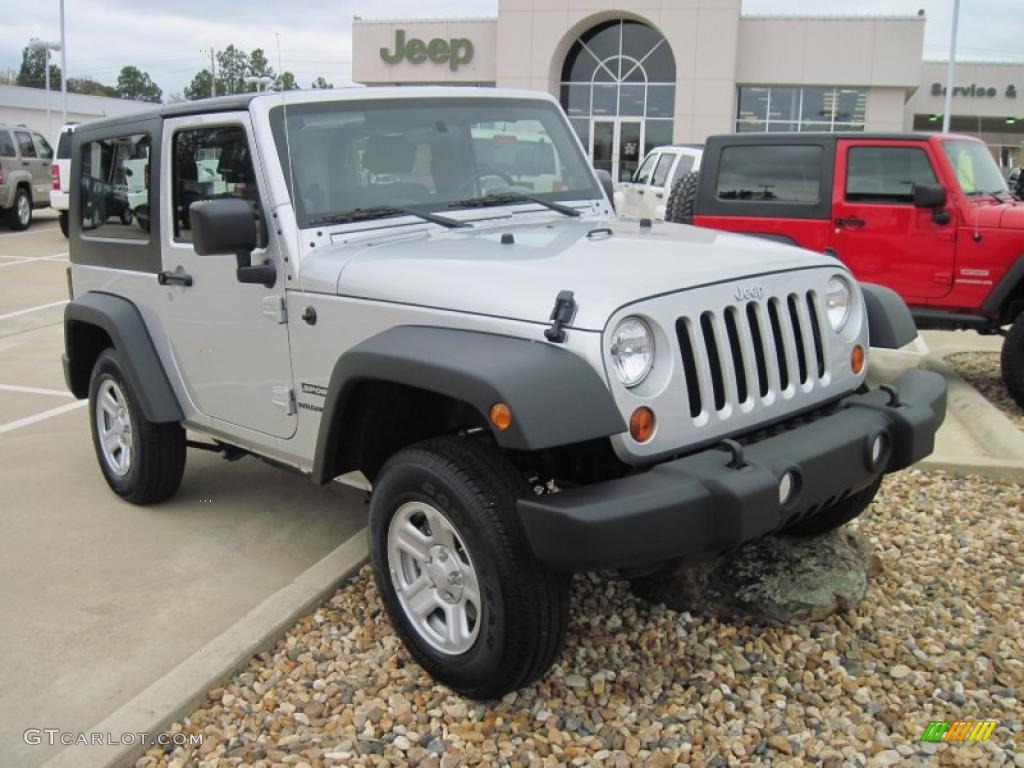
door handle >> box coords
[158,268,193,287]
[22,161,30,166]
[835,217,865,229]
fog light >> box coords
[851,345,865,374]
[629,407,655,443]
[779,471,797,506]
[870,434,887,467]
[489,402,512,431]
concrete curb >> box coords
[43,529,369,768]
[919,456,1024,484]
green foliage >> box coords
[16,46,62,89]
[65,77,118,98]
[275,71,299,91]
[116,65,163,103]
[311,76,333,90]
[184,69,215,101]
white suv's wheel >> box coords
[369,436,569,699]
[88,349,186,504]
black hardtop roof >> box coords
[75,93,259,133]
[705,131,961,145]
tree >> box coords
[247,48,275,91]
[66,77,117,97]
[116,65,162,103]
[216,44,249,95]
[311,76,333,89]
[16,45,62,89]
[275,71,299,91]
[184,69,215,100]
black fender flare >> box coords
[63,292,183,423]
[312,326,627,484]
[860,282,918,349]
[981,252,1024,318]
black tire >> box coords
[1001,314,1024,409]
[120,208,133,226]
[58,211,69,238]
[665,170,699,224]
[783,476,883,536]
[368,436,569,699]
[88,348,186,504]
[7,187,32,231]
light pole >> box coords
[59,0,66,128]
[245,76,274,92]
[28,38,63,137]
[942,0,961,134]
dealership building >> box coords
[352,0,1023,182]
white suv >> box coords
[51,123,78,237]
[614,144,702,220]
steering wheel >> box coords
[455,169,515,197]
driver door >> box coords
[159,114,296,439]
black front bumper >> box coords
[517,369,947,572]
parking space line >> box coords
[0,384,73,397]
[0,300,68,321]
[0,253,69,267]
[0,399,86,435]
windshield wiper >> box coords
[447,192,581,218]
[308,205,468,229]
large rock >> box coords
[636,529,882,624]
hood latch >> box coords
[544,290,576,343]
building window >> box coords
[560,18,675,181]
[737,86,867,133]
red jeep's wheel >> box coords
[1001,314,1024,409]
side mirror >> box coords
[912,183,946,208]
[594,168,614,209]
[190,199,275,288]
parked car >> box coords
[1009,165,1023,200]
[51,122,78,237]
[63,89,945,698]
[667,132,1024,408]
[614,144,702,220]
[0,122,54,230]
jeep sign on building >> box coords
[352,0,1024,182]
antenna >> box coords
[276,32,303,289]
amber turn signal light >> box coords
[489,402,512,431]
[629,406,655,443]
[851,345,865,374]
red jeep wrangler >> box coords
[667,133,1024,406]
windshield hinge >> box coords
[272,386,296,415]
[263,295,287,324]
[544,290,576,343]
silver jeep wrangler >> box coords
[63,88,946,698]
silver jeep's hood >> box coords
[299,218,835,331]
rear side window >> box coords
[57,131,73,159]
[717,145,823,203]
[846,146,937,203]
[80,133,151,242]
[651,153,675,186]
[33,134,53,161]
[0,131,15,158]
[675,155,696,175]
[15,131,37,158]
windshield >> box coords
[269,97,599,227]
[941,139,1008,196]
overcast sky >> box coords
[2,0,1021,98]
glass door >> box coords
[618,121,642,182]
[592,120,614,177]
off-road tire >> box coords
[88,348,186,504]
[368,436,569,699]
[1001,314,1024,408]
[783,476,883,536]
[7,187,32,231]
[58,211,69,238]
[665,170,699,224]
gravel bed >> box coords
[946,352,1024,431]
[143,470,1023,768]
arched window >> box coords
[560,19,675,180]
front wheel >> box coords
[58,211,69,238]
[783,476,883,536]
[1001,314,1024,408]
[88,348,186,504]
[368,436,569,699]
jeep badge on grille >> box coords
[735,285,766,301]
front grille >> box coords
[675,290,829,421]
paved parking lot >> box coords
[0,213,368,767]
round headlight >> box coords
[610,317,654,387]
[825,276,852,332]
